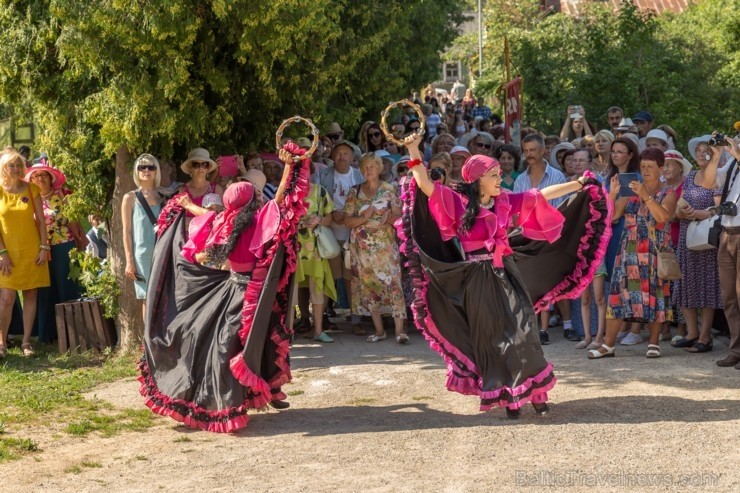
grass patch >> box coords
[412,396,433,401]
[81,460,102,468]
[64,465,82,474]
[0,347,154,461]
[0,437,39,462]
[348,398,376,405]
[286,390,304,396]
[173,436,192,443]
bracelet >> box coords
[39,245,51,251]
[407,159,423,169]
[644,196,654,204]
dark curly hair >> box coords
[203,198,261,267]
[454,180,481,233]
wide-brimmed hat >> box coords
[663,150,692,177]
[239,169,267,193]
[645,129,671,148]
[181,148,218,174]
[549,142,575,170]
[687,135,712,161]
[325,122,343,136]
[24,163,66,190]
[616,118,635,131]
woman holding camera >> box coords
[672,142,722,353]
[559,105,593,142]
[590,148,678,360]
[344,153,406,343]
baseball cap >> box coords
[633,111,653,122]
[450,146,472,158]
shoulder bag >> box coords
[314,187,341,259]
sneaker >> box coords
[563,329,580,341]
[620,332,643,346]
[548,315,561,328]
[539,331,550,345]
[615,331,629,342]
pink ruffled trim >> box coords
[157,192,187,237]
[228,145,311,394]
[532,182,613,313]
[399,179,556,408]
[138,358,250,433]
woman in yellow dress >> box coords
[0,151,50,358]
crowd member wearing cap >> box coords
[698,137,740,369]
[343,153,406,343]
[614,117,637,139]
[592,148,678,360]
[313,139,365,329]
[179,148,223,220]
[140,142,311,432]
[549,141,575,172]
[262,157,284,201]
[671,148,722,354]
[25,162,88,343]
[559,105,593,142]
[633,111,654,138]
[449,146,470,182]
[371,150,395,183]
[401,134,610,418]
[494,144,521,191]
[0,152,50,358]
[644,129,672,153]
[122,154,164,322]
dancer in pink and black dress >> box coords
[138,142,310,433]
[399,135,611,418]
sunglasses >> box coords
[326,133,341,140]
[190,161,210,169]
[475,142,492,149]
[409,126,420,132]
[368,131,382,138]
[397,167,408,173]
[137,165,157,172]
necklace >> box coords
[480,198,494,209]
[41,190,55,199]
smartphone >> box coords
[618,173,642,197]
[217,155,240,177]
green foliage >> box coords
[0,0,464,220]
[0,437,39,463]
[69,249,121,318]
[461,0,740,151]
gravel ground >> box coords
[1,321,738,493]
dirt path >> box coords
[1,323,738,492]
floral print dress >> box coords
[607,189,674,323]
[344,182,406,318]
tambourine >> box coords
[380,99,426,147]
[275,116,319,162]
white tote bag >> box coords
[686,215,718,251]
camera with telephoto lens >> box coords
[708,133,730,146]
[712,201,738,217]
[429,167,447,183]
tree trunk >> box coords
[108,145,143,352]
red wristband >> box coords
[407,159,423,169]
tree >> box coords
[0,0,463,350]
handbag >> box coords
[686,215,719,251]
[314,225,340,259]
[657,251,682,281]
[343,240,351,270]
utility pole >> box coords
[478,0,483,78]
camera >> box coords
[712,201,738,217]
[429,167,447,183]
[708,133,730,146]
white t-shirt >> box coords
[331,169,360,241]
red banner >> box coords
[503,76,522,146]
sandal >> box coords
[396,333,409,344]
[575,340,591,349]
[21,343,34,357]
[646,344,661,359]
[586,341,602,350]
[671,337,697,348]
[366,332,387,343]
[685,340,713,353]
[351,324,366,336]
[588,344,615,359]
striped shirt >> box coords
[513,162,567,207]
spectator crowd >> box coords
[1,84,739,372]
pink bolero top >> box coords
[427,183,565,268]
[181,200,281,272]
